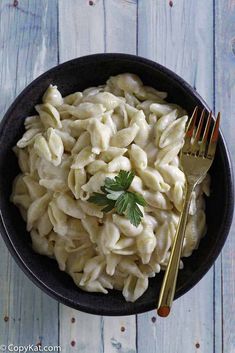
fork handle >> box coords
[157,183,194,317]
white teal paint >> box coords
[0,0,59,348]
[0,1,234,352]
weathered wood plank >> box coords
[137,1,216,352]
[58,1,104,352]
[0,0,59,347]
[58,1,137,352]
[215,1,235,352]
[214,257,223,353]
[104,0,137,53]
[102,316,136,353]
[2,0,233,351]
[59,0,105,62]
[59,307,103,352]
[102,1,137,352]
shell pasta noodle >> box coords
[12,74,210,302]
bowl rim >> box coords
[0,53,234,316]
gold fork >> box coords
[157,107,220,317]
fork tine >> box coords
[207,112,220,159]
[199,111,212,157]
[194,108,205,141]
[191,108,206,154]
[183,106,198,152]
[186,106,198,137]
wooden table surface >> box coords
[0,1,234,352]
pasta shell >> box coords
[35,103,62,129]
[42,85,63,107]
[122,275,148,302]
[71,146,96,169]
[110,123,139,148]
[27,193,51,231]
[129,144,147,170]
[68,168,86,199]
[138,167,170,192]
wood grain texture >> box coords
[59,307,103,353]
[0,0,59,347]
[0,0,234,352]
[58,1,105,351]
[58,1,137,352]
[137,1,215,352]
[59,0,105,62]
[104,0,137,53]
[215,1,235,352]
[103,1,137,351]
[102,316,136,353]
[214,256,223,353]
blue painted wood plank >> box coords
[58,1,137,352]
[103,1,137,351]
[104,0,137,53]
[213,256,223,353]
[58,2,104,351]
[103,0,137,353]
[59,307,103,353]
[2,0,233,351]
[102,316,136,353]
[215,1,235,352]
[59,0,105,62]
[0,0,59,347]
[137,1,216,352]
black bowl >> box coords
[0,53,233,316]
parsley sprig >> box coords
[88,170,146,227]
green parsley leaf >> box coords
[106,190,124,201]
[100,186,108,194]
[104,170,135,191]
[101,202,116,213]
[88,192,108,206]
[88,170,146,227]
[133,192,147,207]
[126,202,143,227]
[115,192,130,214]
[115,192,144,227]
[88,193,115,212]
